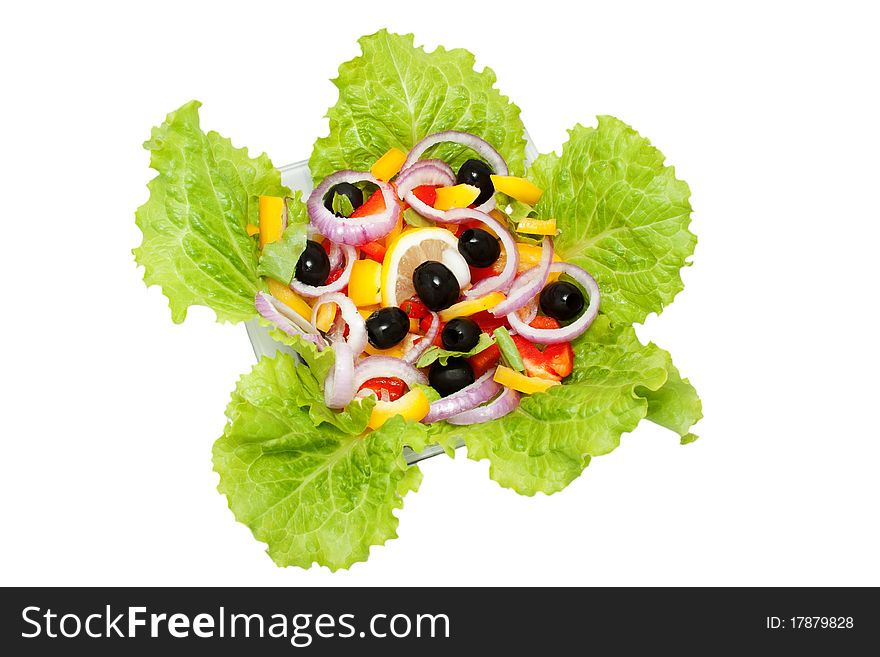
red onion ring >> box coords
[446,386,520,425]
[506,263,601,344]
[254,292,326,349]
[402,312,439,364]
[402,130,508,176]
[290,244,356,298]
[324,341,355,409]
[353,356,428,391]
[490,237,553,316]
[423,368,501,424]
[307,170,400,246]
[311,292,368,355]
[397,160,455,222]
[326,240,344,271]
[439,208,519,297]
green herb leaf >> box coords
[331,192,355,217]
[416,333,495,368]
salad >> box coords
[135,31,702,570]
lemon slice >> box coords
[381,227,461,307]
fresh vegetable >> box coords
[493,365,560,394]
[433,184,480,210]
[367,389,431,430]
[540,280,585,321]
[291,243,357,298]
[370,147,407,182]
[490,236,553,317]
[467,343,501,378]
[458,227,500,268]
[295,239,331,286]
[528,117,696,325]
[515,217,557,236]
[348,258,383,306]
[258,195,285,249]
[246,223,260,237]
[314,301,336,332]
[323,182,363,216]
[510,334,560,381]
[446,386,520,426]
[359,240,386,262]
[416,332,495,369]
[456,159,495,205]
[429,357,476,397]
[489,175,543,205]
[266,278,312,321]
[350,188,387,218]
[358,377,407,402]
[441,317,481,352]
[412,261,460,311]
[442,209,519,298]
[439,291,505,322]
[411,184,438,208]
[403,311,440,365]
[365,307,410,349]
[396,160,456,222]
[543,342,574,378]
[493,327,524,372]
[308,170,400,246]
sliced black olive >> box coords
[366,307,410,349]
[456,159,494,206]
[539,281,585,321]
[294,239,331,287]
[441,318,481,352]
[412,261,460,311]
[429,357,475,397]
[458,227,501,268]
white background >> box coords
[2,0,878,587]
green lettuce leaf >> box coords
[331,192,355,217]
[310,30,526,182]
[266,327,336,384]
[640,358,703,444]
[256,194,309,285]
[430,315,700,495]
[213,353,421,571]
[415,333,494,368]
[134,100,288,323]
[529,117,696,325]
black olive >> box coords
[322,182,363,216]
[441,318,481,352]
[366,307,410,349]
[457,228,501,268]
[456,159,495,206]
[429,357,475,397]
[539,281,585,321]
[412,261,460,311]
[294,240,330,287]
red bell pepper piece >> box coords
[543,342,574,378]
[468,343,501,378]
[357,377,406,402]
[511,334,561,381]
[359,240,386,262]
[351,189,386,217]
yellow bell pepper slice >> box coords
[490,175,544,205]
[258,196,285,249]
[246,223,260,237]
[494,365,560,394]
[363,340,408,358]
[349,259,383,307]
[314,302,336,332]
[433,184,480,211]
[266,279,312,321]
[439,291,505,322]
[370,147,407,182]
[514,243,562,282]
[516,217,557,236]
[367,388,430,430]
[358,305,381,321]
